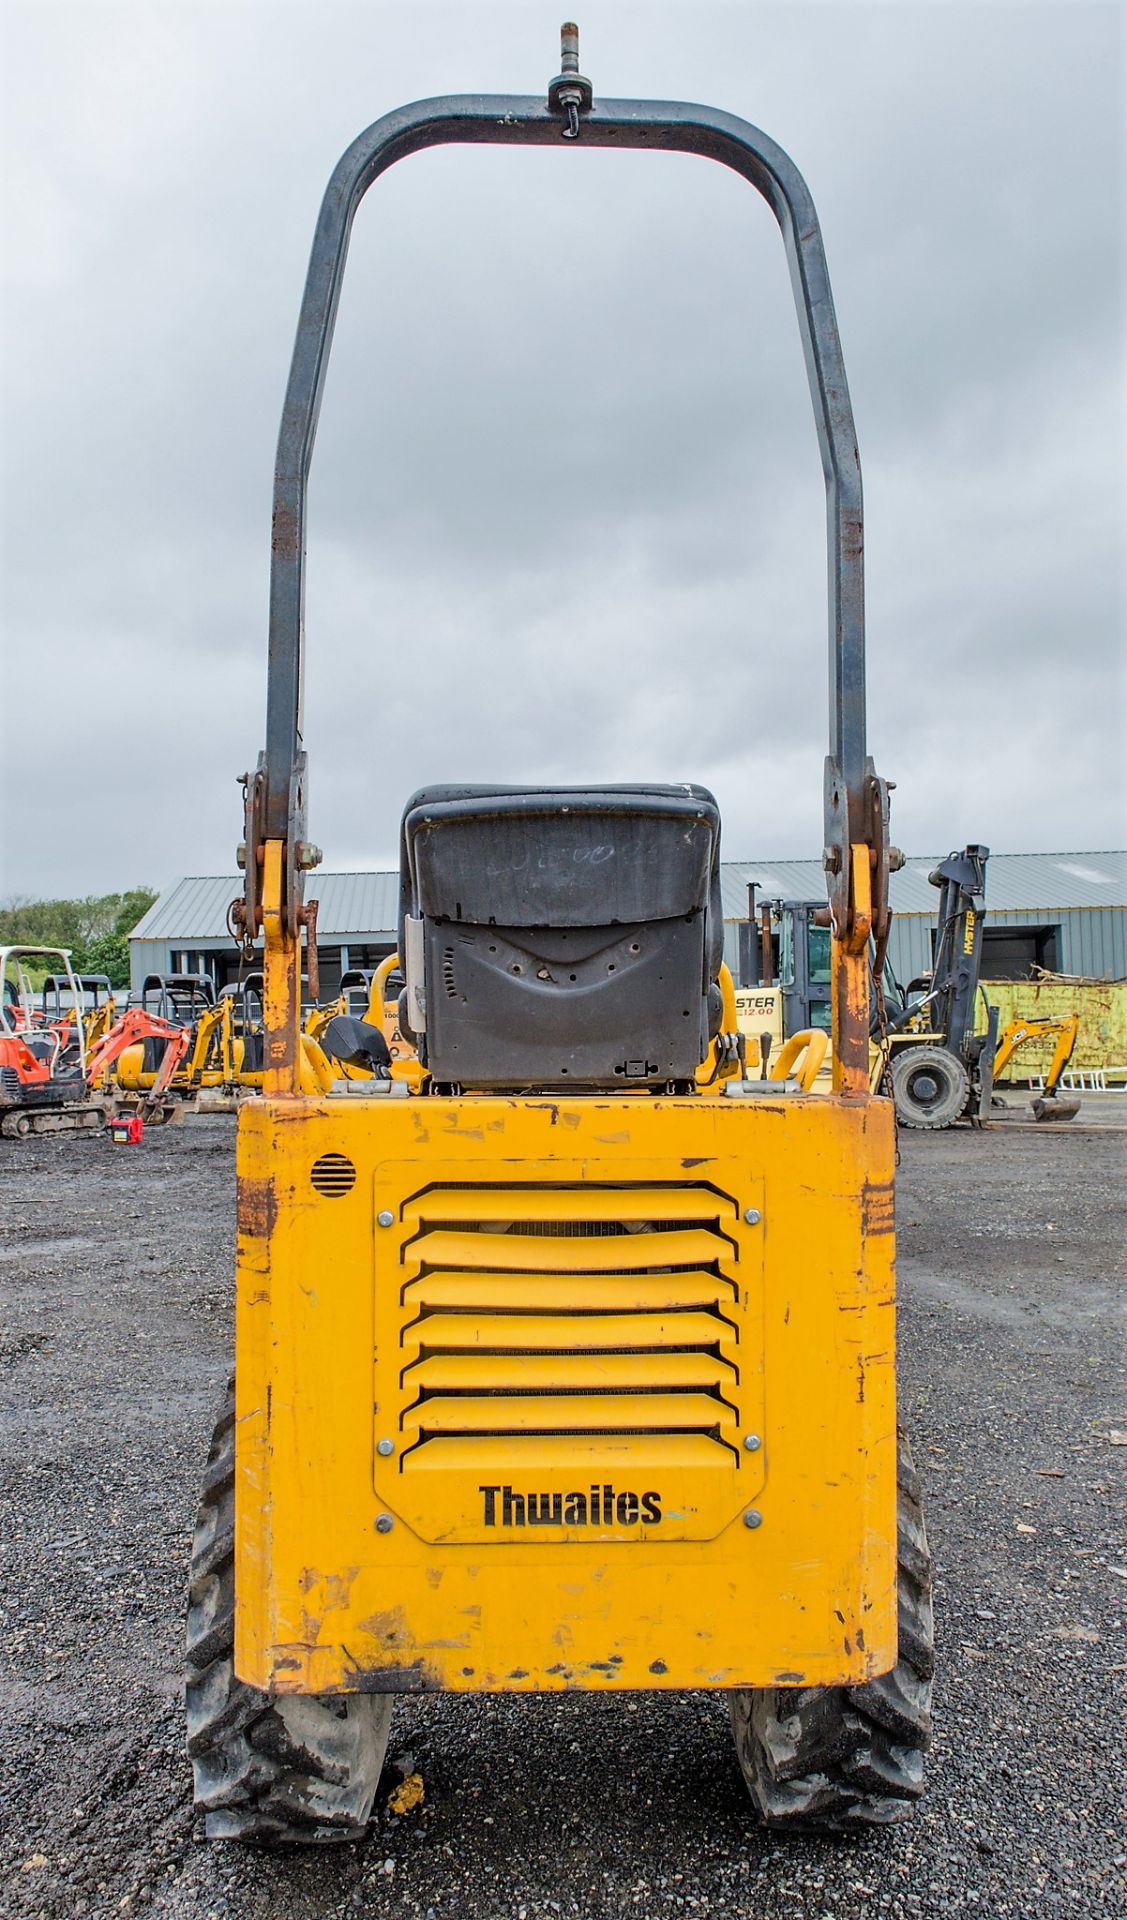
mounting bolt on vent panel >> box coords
[310,1152,357,1197]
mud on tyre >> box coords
[729,1429,934,1832]
[185,1381,392,1842]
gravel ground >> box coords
[1,1103,1125,1920]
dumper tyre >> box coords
[729,1429,933,1832]
[890,1045,969,1130]
[185,1380,392,1842]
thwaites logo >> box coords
[479,1484,662,1528]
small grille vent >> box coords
[442,948,458,997]
[310,1152,357,1197]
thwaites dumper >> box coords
[187,27,933,1841]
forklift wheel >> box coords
[889,1045,970,1130]
[729,1429,933,1832]
[185,1381,392,1842]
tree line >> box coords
[0,889,158,988]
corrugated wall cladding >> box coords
[885,908,1127,986]
[1063,908,1127,981]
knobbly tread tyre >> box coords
[729,1429,933,1833]
[890,1044,970,1130]
[186,1380,392,1843]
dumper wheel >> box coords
[890,1045,969,1129]
[729,1430,933,1832]
[185,1381,392,1842]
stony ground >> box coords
[1,1103,1124,1920]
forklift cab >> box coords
[775,900,833,1038]
[772,900,907,1041]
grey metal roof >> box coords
[132,851,1127,943]
[130,871,401,942]
[721,850,1127,918]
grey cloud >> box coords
[2,2,1123,899]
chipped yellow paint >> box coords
[234,1089,898,1696]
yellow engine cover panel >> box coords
[235,1092,897,1695]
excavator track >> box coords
[0,1103,107,1138]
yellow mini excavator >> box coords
[186,26,932,1843]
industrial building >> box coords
[130,850,1127,995]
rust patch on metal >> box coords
[862,1179,895,1236]
[238,1174,277,1239]
[352,1660,445,1693]
[271,502,299,556]
[336,1637,445,1693]
[299,1566,359,1612]
[775,1669,805,1683]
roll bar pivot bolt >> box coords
[548,21,593,139]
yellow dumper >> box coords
[186,27,932,1843]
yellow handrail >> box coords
[718,962,738,1033]
[368,951,401,1036]
[769,1027,829,1091]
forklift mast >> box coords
[926,846,990,1061]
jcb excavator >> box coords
[187,27,933,1845]
[991,1013,1079,1120]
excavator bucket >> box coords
[1031,1091,1081,1122]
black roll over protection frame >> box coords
[233,23,896,1078]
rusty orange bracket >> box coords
[832,844,874,1097]
[262,840,302,1095]
[844,845,873,955]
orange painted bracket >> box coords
[844,845,873,956]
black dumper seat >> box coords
[398,784,724,1090]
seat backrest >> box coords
[398,784,723,1089]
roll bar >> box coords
[237,25,894,1087]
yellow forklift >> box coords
[750,852,1081,1126]
[186,27,932,1841]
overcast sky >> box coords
[1,0,1123,901]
